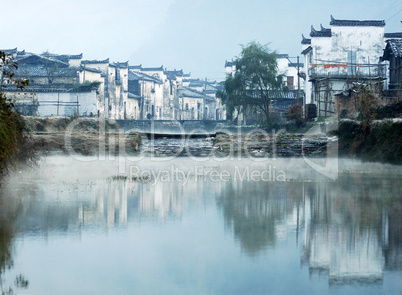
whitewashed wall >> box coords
[35,90,98,117]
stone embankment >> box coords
[22,117,337,158]
[212,132,335,158]
[23,117,141,156]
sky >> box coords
[2,0,402,81]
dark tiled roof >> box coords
[2,87,70,93]
[301,34,311,45]
[225,60,234,67]
[1,48,17,54]
[141,66,164,71]
[82,58,109,64]
[179,87,205,99]
[113,61,129,68]
[128,70,162,84]
[301,46,313,55]
[128,65,142,70]
[42,52,83,62]
[310,25,331,37]
[79,66,102,74]
[14,65,78,77]
[384,32,402,38]
[330,15,385,27]
[383,39,402,60]
[276,54,289,59]
[17,54,69,67]
[165,69,183,76]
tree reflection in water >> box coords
[216,181,304,255]
[0,188,29,294]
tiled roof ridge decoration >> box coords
[112,61,129,68]
[82,58,110,64]
[301,34,311,45]
[320,24,330,31]
[310,25,332,37]
[385,39,402,58]
[141,65,164,71]
[330,15,385,27]
[165,69,183,76]
[225,60,234,67]
[43,52,83,59]
[385,32,402,38]
[0,48,18,54]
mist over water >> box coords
[0,155,401,294]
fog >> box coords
[3,0,401,80]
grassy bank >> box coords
[337,119,402,164]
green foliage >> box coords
[0,51,29,178]
[337,119,402,164]
[74,81,101,92]
[374,101,402,119]
[217,42,285,127]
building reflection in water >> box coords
[3,170,402,287]
[217,174,401,284]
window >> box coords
[287,76,294,90]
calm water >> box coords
[0,156,401,294]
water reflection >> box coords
[0,187,29,293]
[217,181,303,255]
[1,158,401,292]
[217,174,401,285]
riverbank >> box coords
[0,95,25,178]
[212,132,333,158]
[337,118,402,165]
[22,117,142,156]
[18,116,402,164]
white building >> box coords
[301,16,387,117]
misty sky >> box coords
[3,0,401,81]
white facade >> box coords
[301,16,387,117]
[9,90,98,117]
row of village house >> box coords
[0,49,226,121]
[2,16,402,121]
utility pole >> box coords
[287,56,304,116]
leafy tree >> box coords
[217,42,286,127]
[0,51,29,177]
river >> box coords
[0,155,401,294]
